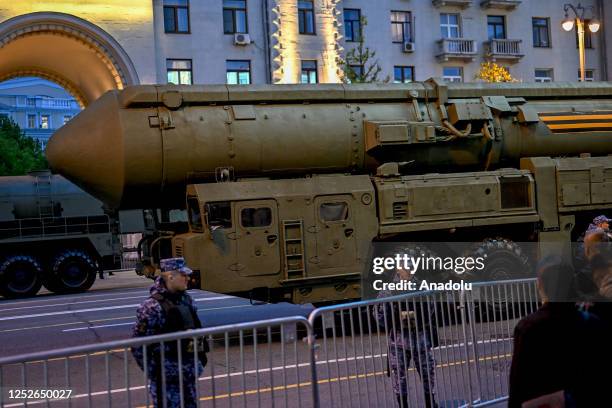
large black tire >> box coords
[465,238,533,319]
[466,238,532,281]
[0,255,43,298]
[47,249,98,293]
[390,244,452,284]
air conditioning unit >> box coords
[234,33,251,46]
[402,42,416,53]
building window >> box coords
[576,19,594,49]
[443,67,463,83]
[163,0,190,33]
[487,15,506,40]
[167,59,193,85]
[40,115,50,129]
[27,114,36,129]
[344,9,361,42]
[532,17,550,47]
[226,60,251,84]
[63,115,72,125]
[27,98,36,107]
[298,1,315,35]
[535,69,553,82]
[300,60,318,84]
[394,66,415,83]
[223,0,248,34]
[578,69,595,81]
[391,11,412,43]
[440,13,460,39]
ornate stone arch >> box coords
[0,12,139,105]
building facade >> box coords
[0,78,80,147]
[0,0,610,106]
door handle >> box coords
[344,228,354,237]
[267,234,278,244]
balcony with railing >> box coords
[436,38,478,62]
[480,0,521,10]
[432,0,472,8]
[19,96,80,110]
[484,39,524,61]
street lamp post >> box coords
[562,3,601,82]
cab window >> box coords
[320,202,349,222]
[205,202,232,229]
[241,207,272,228]
[187,197,203,232]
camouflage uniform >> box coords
[132,262,205,408]
[375,287,439,408]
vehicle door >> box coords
[313,195,357,270]
[233,200,281,277]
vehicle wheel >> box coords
[49,249,98,293]
[0,255,43,298]
[465,238,532,319]
[391,244,452,285]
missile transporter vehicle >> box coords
[47,79,612,303]
[0,172,121,297]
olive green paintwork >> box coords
[47,80,612,210]
[46,80,612,302]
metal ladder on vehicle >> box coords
[35,174,54,218]
[282,220,306,279]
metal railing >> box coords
[0,279,539,407]
[0,215,111,240]
[0,317,317,408]
[308,279,538,408]
[437,38,478,56]
[484,39,523,58]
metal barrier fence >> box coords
[308,279,539,408]
[0,279,538,408]
[0,317,317,408]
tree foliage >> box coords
[339,16,389,83]
[475,62,518,83]
[0,116,47,176]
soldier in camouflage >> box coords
[132,257,207,408]
[375,256,439,408]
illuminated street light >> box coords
[588,19,601,33]
[562,3,601,82]
[562,16,575,32]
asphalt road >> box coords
[0,325,512,408]
[0,274,515,407]
[0,271,313,357]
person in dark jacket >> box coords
[131,257,207,408]
[375,257,439,408]
[583,229,612,330]
[574,215,611,292]
[508,256,607,407]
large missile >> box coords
[46,81,612,209]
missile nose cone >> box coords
[46,91,124,208]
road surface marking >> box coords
[61,305,253,332]
[2,351,514,407]
[0,288,148,307]
[1,295,157,312]
[0,296,233,321]
[0,315,134,333]
[436,337,513,350]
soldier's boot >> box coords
[98,271,105,279]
